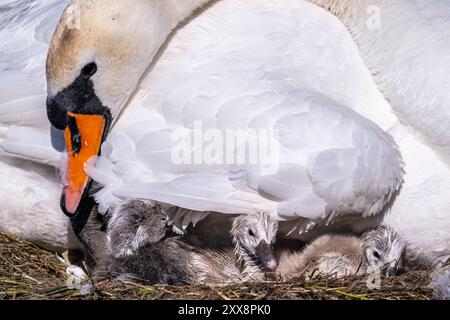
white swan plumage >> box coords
[0,0,448,267]
[49,0,404,234]
[0,157,79,252]
[311,0,450,164]
[0,0,78,252]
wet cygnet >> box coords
[189,212,279,284]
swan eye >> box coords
[248,229,255,237]
[373,250,381,259]
[81,62,97,78]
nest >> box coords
[0,232,440,300]
[0,232,67,299]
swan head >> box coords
[362,225,405,277]
[232,212,279,271]
[108,200,170,258]
[45,0,178,216]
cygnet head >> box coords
[108,200,170,258]
[362,225,405,277]
[232,212,279,271]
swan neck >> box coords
[102,0,212,117]
[164,0,212,25]
[306,0,360,22]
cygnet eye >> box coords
[248,229,255,237]
[81,62,97,78]
[373,250,381,259]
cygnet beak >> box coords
[255,240,278,271]
[382,263,398,278]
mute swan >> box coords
[105,200,277,284]
[44,0,403,243]
[277,225,405,279]
[0,0,448,267]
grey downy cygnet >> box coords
[277,225,405,280]
[106,200,279,285]
[106,200,193,285]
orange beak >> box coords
[62,112,108,217]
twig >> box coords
[332,289,371,300]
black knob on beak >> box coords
[46,74,104,130]
[47,96,69,130]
